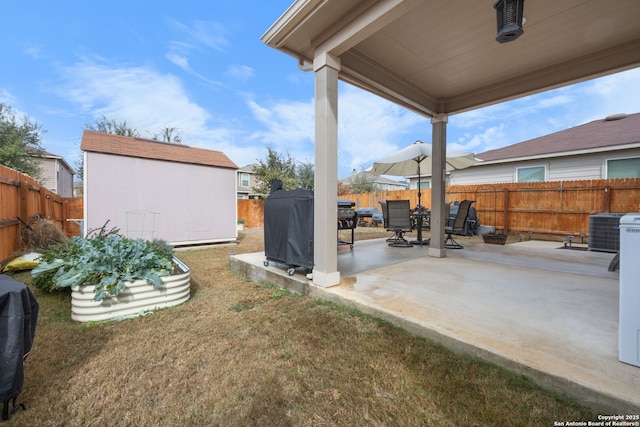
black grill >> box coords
[338,199,356,249]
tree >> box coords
[151,127,183,144]
[296,161,314,190]
[73,149,84,196]
[86,117,183,144]
[337,181,352,196]
[252,146,298,198]
[350,171,376,194]
[0,103,45,178]
[86,115,139,137]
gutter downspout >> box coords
[298,58,313,72]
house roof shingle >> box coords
[477,112,640,162]
[80,130,238,169]
[238,164,258,173]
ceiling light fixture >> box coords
[494,0,525,43]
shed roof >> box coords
[81,130,238,169]
[477,112,640,162]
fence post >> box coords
[603,186,610,213]
[503,188,510,234]
[39,186,49,219]
[63,198,69,235]
[19,181,29,224]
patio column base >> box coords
[428,247,447,258]
[312,271,340,288]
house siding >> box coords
[451,148,640,184]
[39,158,57,192]
[236,165,261,199]
[35,156,74,197]
[449,163,517,185]
[57,160,75,197]
[547,156,601,181]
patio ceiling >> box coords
[262,0,640,117]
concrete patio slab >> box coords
[229,238,640,414]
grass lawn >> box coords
[6,227,596,426]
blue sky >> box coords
[2,1,640,180]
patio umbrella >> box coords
[369,140,479,178]
[368,140,480,245]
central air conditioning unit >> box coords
[588,213,624,252]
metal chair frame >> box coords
[385,200,413,247]
[444,200,475,249]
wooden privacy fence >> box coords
[240,178,640,238]
[5,173,637,262]
[0,164,81,264]
[341,178,640,238]
[238,199,264,229]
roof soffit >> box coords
[263,0,640,116]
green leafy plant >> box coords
[30,237,82,292]
[148,238,174,261]
[32,234,173,301]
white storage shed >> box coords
[81,130,238,246]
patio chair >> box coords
[445,200,475,249]
[379,201,395,242]
[385,200,413,247]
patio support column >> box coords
[428,113,448,258]
[312,52,341,287]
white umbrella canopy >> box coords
[368,140,480,246]
[368,140,480,177]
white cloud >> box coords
[0,90,36,122]
[53,59,235,144]
[0,89,18,107]
[23,44,45,59]
[578,68,640,121]
[247,97,314,152]
[451,125,507,153]
[166,52,191,72]
[448,67,640,154]
[166,19,228,52]
[585,68,640,96]
[226,65,255,82]
[245,85,428,177]
[165,23,225,86]
[49,57,268,169]
[337,86,425,175]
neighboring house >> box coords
[450,112,640,185]
[81,130,238,246]
[340,171,409,191]
[237,164,261,199]
[406,175,433,192]
[32,150,75,197]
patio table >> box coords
[410,206,431,246]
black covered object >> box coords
[264,188,314,272]
[1,275,38,420]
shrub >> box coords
[31,237,82,292]
[21,219,67,252]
